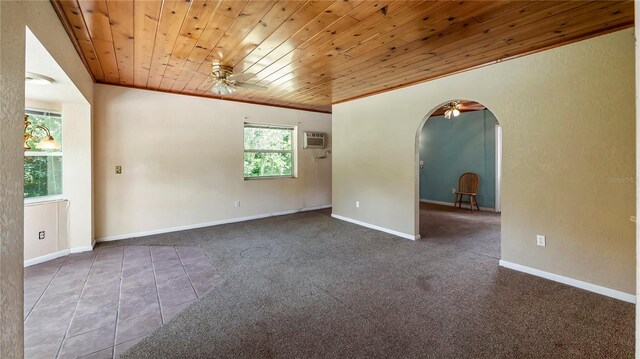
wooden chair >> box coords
[454,172,480,212]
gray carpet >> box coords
[101,204,634,358]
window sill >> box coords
[244,176,296,181]
[24,196,66,206]
[24,151,62,156]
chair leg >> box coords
[473,195,480,211]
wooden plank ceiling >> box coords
[52,0,633,113]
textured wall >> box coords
[419,110,498,208]
[333,29,635,294]
[635,6,639,356]
[93,85,332,240]
[0,2,25,357]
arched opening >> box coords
[415,99,502,250]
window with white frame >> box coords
[243,123,295,179]
[24,109,63,199]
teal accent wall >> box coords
[419,109,498,208]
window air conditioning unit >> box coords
[303,131,326,149]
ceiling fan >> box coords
[207,62,268,96]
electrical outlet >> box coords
[536,235,546,247]
[235,200,240,207]
[356,201,360,208]
[115,166,122,174]
[451,188,456,194]
[38,231,45,240]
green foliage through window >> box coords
[24,111,63,198]
[24,156,63,198]
[244,124,294,178]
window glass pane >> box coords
[244,152,292,177]
[24,155,63,198]
[244,127,292,151]
[25,114,62,152]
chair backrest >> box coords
[458,172,479,194]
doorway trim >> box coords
[415,99,502,237]
[495,124,502,212]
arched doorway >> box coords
[415,99,502,244]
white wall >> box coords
[23,4,93,103]
[22,104,93,262]
[23,99,65,263]
[24,200,68,263]
[25,1,94,253]
[24,23,94,260]
[94,85,332,240]
[62,102,93,249]
[333,29,635,296]
[25,99,61,112]
[22,101,93,261]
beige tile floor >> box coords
[24,245,223,359]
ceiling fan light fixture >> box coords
[444,109,453,119]
[211,80,236,96]
[443,101,462,120]
[207,61,264,95]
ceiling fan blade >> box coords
[228,72,256,82]
[233,82,268,91]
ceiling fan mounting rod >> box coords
[212,63,234,79]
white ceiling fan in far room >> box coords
[443,101,461,120]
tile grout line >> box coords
[55,252,99,359]
[174,246,201,299]
[112,246,133,358]
[24,256,69,322]
[150,247,166,324]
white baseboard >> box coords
[499,260,636,303]
[24,241,96,267]
[96,205,332,243]
[70,244,95,253]
[330,214,419,241]
[24,249,70,267]
[420,199,496,212]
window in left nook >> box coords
[23,109,63,199]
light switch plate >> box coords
[536,235,546,247]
